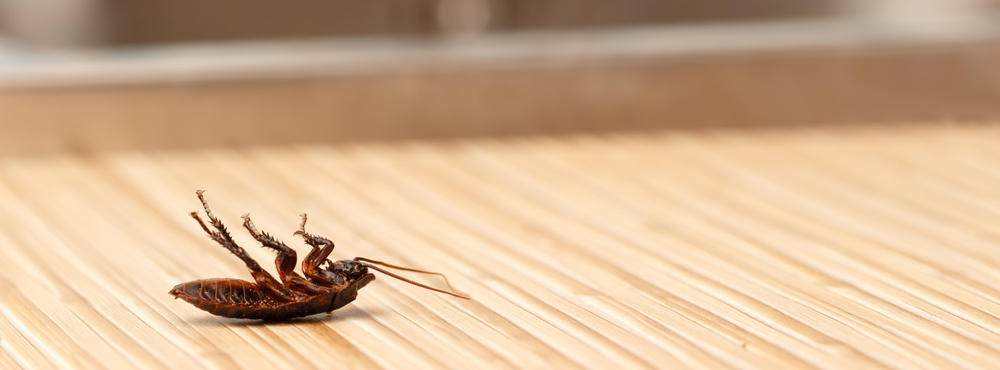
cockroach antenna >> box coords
[355,258,470,299]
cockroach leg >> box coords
[242,213,329,295]
[293,213,348,288]
[294,214,336,274]
[293,213,320,262]
[297,213,309,235]
[242,213,298,280]
[193,191,300,302]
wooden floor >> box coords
[2,123,1000,369]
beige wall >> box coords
[3,40,1000,154]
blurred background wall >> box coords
[1,0,1000,154]
[0,0,846,46]
[4,0,999,47]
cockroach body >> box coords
[169,190,468,320]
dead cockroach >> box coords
[169,190,469,320]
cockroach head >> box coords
[328,259,369,281]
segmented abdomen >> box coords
[169,278,335,320]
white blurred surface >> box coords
[3,14,1000,89]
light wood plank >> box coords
[0,123,999,368]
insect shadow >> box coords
[183,305,391,327]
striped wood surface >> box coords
[1,123,1000,369]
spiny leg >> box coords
[294,213,337,267]
[241,213,328,295]
[294,213,346,288]
[192,190,300,302]
[241,213,298,279]
[294,213,317,262]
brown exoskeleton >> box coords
[169,190,468,320]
